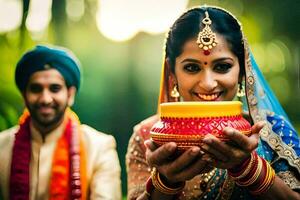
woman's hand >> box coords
[144,140,211,185]
[200,121,266,169]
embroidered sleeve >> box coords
[260,112,300,171]
[277,170,300,190]
[266,113,300,156]
[126,116,158,200]
[258,111,300,189]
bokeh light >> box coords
[252,43,268,72]
[266,41,286,73]
[0,0,22,33]
[96,0,188,42]
[26,0,52,39]
[66,0,85,22]
[269,76,290,103]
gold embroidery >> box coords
[244,40,300,174]
[277,171,300,189]
[220,172,235,200]
[260,123,300,172]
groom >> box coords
[0,45,121,199]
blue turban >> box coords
[15,45,81,92]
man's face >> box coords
[24,69,75,130]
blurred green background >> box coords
[0,0,299,197]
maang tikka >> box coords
[196,11,217,55]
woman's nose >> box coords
[198,72,217,92]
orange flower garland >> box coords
[49,118,71,199]
[49,109,87,199]
[10,109,87,200]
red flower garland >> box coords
[9,109,86,200]
[9,115,31,200]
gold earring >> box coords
[170,85,180,98]
[237,83,245,97]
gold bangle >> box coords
[232,152,256,180]
[250,160,276,195]
[151,168,185,195]
[237,156,262,187]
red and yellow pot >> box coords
[150,101,252,150]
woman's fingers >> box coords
[144,141,211,183]
[170,155,210,182]
[144,139,158,151]
[251,121,266,135]
[202,135,230,162]
[145,140,177,166]
[223,127,258,152]
[201,134,245,168]
[222,121,265,150]
[144,122,267,184]
[201,121,266,169]
[167,147,201,172]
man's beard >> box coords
[27,103,67,128]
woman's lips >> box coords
[197,92,222,101]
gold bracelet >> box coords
[236,156,262,187]
[232,152,256,180]
[250,160,276,195]
[151,168,185,195]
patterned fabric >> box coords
[126,6,300,200]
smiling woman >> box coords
[171,35,240,102]
[126,5,300,200]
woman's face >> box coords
[172,34,240,102]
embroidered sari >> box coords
[126,6,300,200]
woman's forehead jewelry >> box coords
[196,11,217,55]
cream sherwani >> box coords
[0,122,121,200]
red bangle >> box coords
[145,176,154,195]
[228,151,258,179]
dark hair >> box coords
[166,7,244,76]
